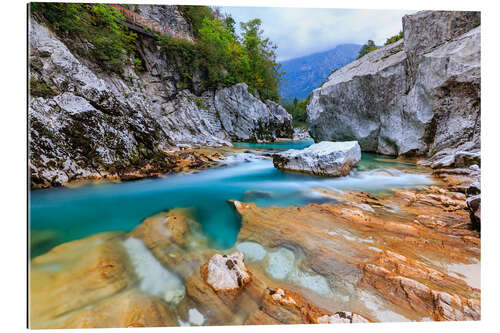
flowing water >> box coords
[29,140,433,258]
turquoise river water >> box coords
[29,140,433,258]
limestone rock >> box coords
[466,194,481,231]
[201,252,251,294]
[272,141,361,176]
[49,290,179,328]
[215,83,293,142]
[307,11,480,158]
[233,184,480,322]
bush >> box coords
[384,31,404,45]
[282,97,309,128]
[30,78,59,98]
[31,4,282,101]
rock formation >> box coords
[215,84,293,142]
[307,11,480,159]
[272,141,361,176]
[29,7,293,188]
[233,185,480,322]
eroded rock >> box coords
[233,184,480,322]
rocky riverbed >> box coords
[29,151,480,328]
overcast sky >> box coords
[222,6,417,62]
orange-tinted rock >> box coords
[30,232,138,328]
[316,312,369,324]
[232,185,480,322]
[49,290,179,328]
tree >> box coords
[160,6,282,102]
[240,19,281,101]
[357,40,377,59]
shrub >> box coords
[384,31,404,45]
[282,97,308,128]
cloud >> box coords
[222,6,417,61]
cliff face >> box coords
[29,6,293,188]
[307,11,480,158]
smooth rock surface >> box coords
[273,141,361,176]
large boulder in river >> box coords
[272,141,361,176]
[307,11,480,158]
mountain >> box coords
[279,44,362,101]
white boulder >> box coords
[272,141,361,176]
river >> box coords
[29,140,433,258]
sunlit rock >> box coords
[233,184,480,321]
[29,232,178,328]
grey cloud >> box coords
[222,6,417,61]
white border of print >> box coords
[2,0,498,332]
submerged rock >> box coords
[272,141,361,176]
[235,241,267,262]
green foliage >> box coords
[134,58,144,73]
[30,2,138,74]
[384,31,404,45]
[282,97,308,128]
[178,5,214,39]
[30,78,59,98]
[31,4,281,100]
[193,97,207,109]
[357,40,378,59]
[161,6,282,102]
